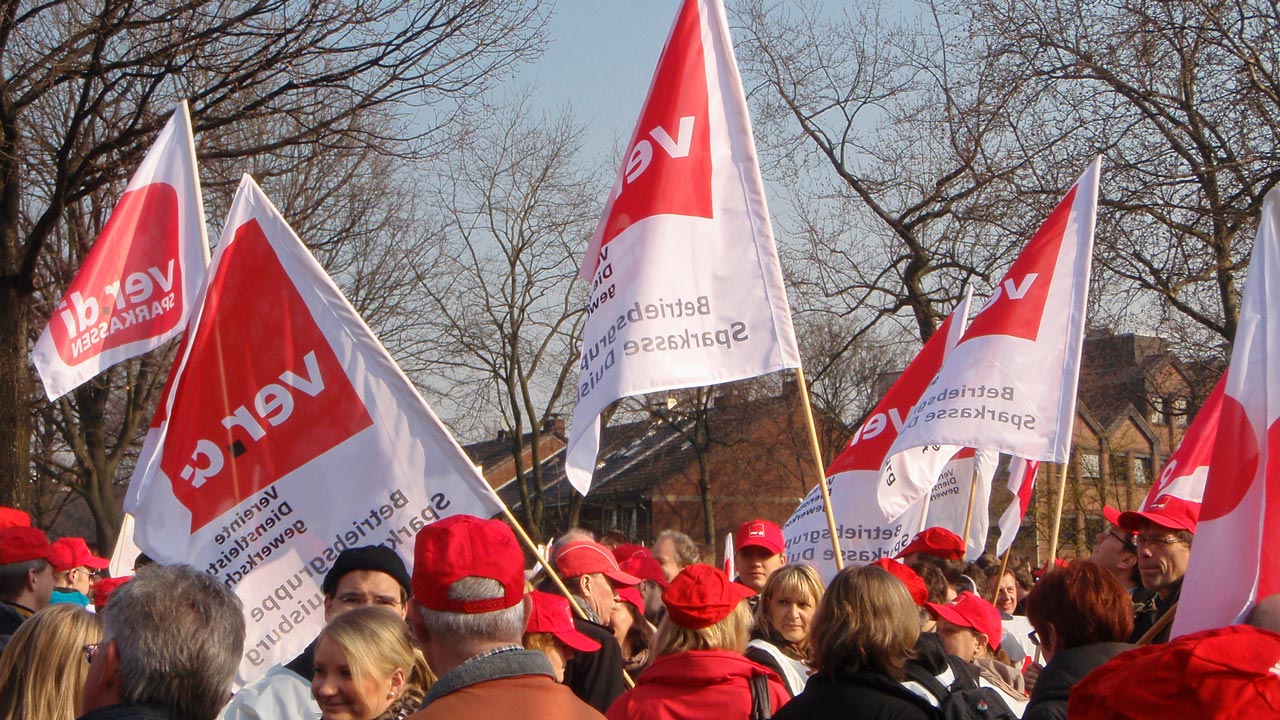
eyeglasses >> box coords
[1105,529,1137,550]
[1027,629,1040,646]
[82,643,101,664]
[1135,534,1188,548]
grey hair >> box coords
[101,564,246,720]
[0,558,49,600]
[657,529,701,565]
[419,577,526,644]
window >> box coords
[1149,397,1168,425]
[1131,455,1152,486]
[1173,397,1190,428]
[1080,452,1102,480]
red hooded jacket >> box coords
[606,650,791,720]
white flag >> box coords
[33,102,209,399]
[996,457,1038,557]
[124,176,501,684]
[1174,187,1280,637]
[565,0,801,494]
[884,159,1099,516]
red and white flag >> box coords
[995,457,1038,557]
[565,0,801,494]
[124,176,502,684]
[883,159,1099,516]
[1174,189,1280,637]
[33,102,208,400]
[781,293,972,579]
[1139,373,1225,516]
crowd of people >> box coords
[2,495,1280,720]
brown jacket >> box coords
[407,649,603,720]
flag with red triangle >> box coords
[33,102,208,400]
[125,175,501,684]
[565,0,801,494]
[1174,188,1280,637]
[882,159,1099,519]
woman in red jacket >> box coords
[606,564,790,720]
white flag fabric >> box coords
[926,448,1000,562]
[124,175,502,684]
[885,159,1099,517]
[781,295,970,579]
[1174,188,1280,637]
[784,447,996,579]
[1139,373,1225,515]
[996,457,1038,557]
[564,0,801,494]
[33,102,209,400]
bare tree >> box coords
[1,0,549,516]
[734,0,1046,345]
[969,0,1280,353]
[412,98,599,540]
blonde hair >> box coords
[317,606,434,710]
[652,599,751,656]
[0,604,102,720]
[753,564,824,643]
[811,565,920,680]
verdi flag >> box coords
[1174,188,1280,637]
[884,159,1099,516]
[781,292,971,579]
[565,0,801,494]
[996,457,1038,557]
[33,102,208,400]
[124,176,501,684]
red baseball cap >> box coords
[735,519,784,555]
[0,507,30,529]
[1117,494,1199,534]
[896,527,965,561]
[526,590,601,653]
[555,540,641,586]
[0,526,55,565]
[611,543,648,563]
[49,537,111,572]
[94,575,132,610]
[412,515,525,613]
[872,558,928,606]
[926,591,1002,653]
[663,564,755,630]
[617,585,645,613]
[1102,505,1124,527]
[1070,625,1280,718]
[620,552,669,588]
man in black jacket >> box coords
[1116,495,1197,644]
[0,526,56,646]
[554,537,641,713]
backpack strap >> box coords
[749,670,773,720]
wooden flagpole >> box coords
[990,548,1012,604]
[961,463,981,553]
[1044,462,1069,568]
[794,367,845,570]
[494,501,636,688]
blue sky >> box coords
[512,1,684,166]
